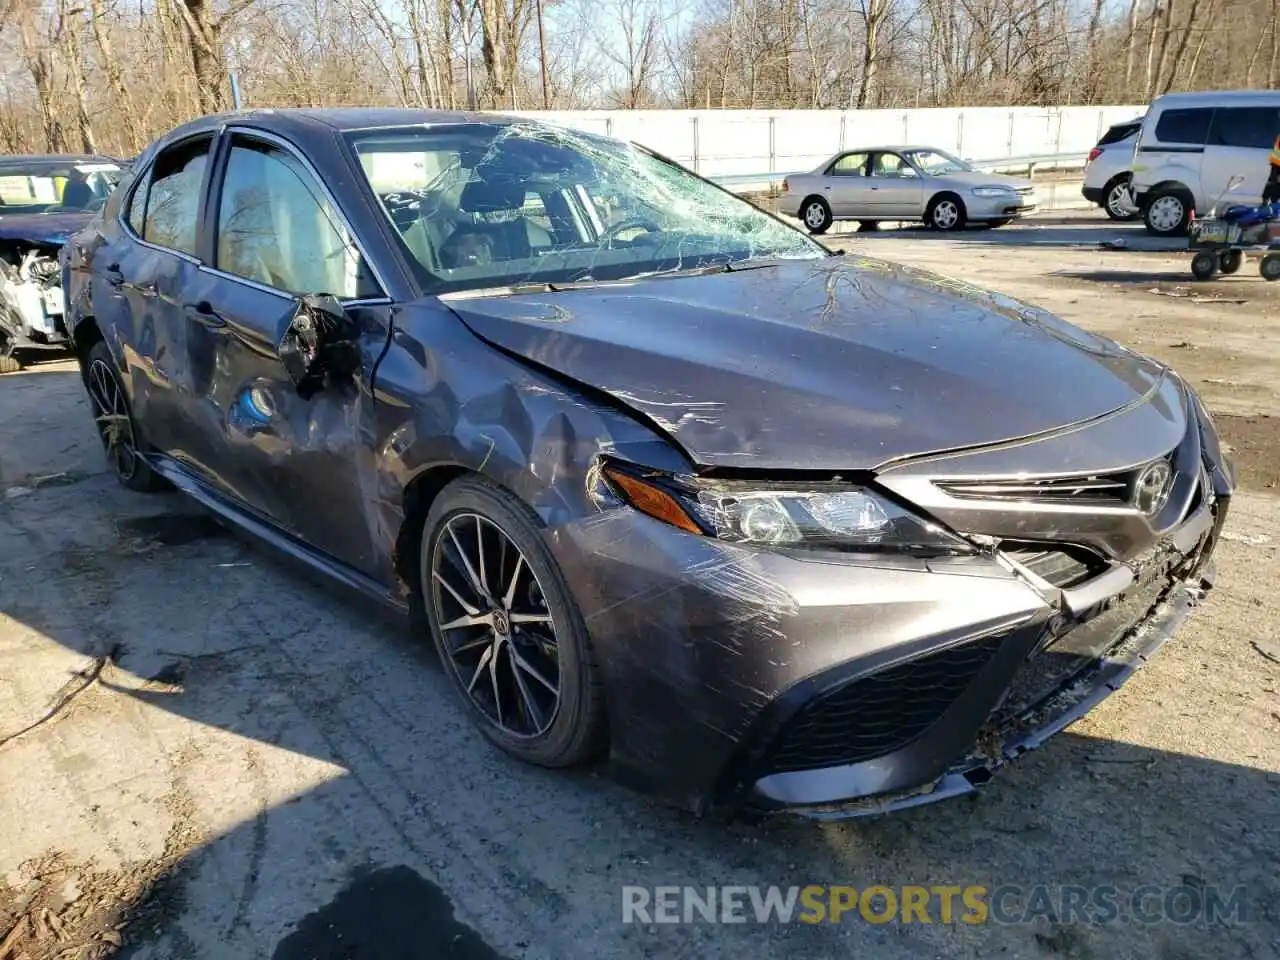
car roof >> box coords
[1152,90,1280,107]
[838,145,944,154]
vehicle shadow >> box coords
[0,371,1276,960]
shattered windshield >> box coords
[904,150,971,176]
[0,162,121,214]
[350,122,823,294]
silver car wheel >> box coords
[804,202,827,229]
[932,200,959,229]
[1107,182,1136,218]
[1148,195,1184,232]
[429,511,562,738]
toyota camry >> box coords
[62,109,1232,817]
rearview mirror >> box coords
[279,294,359,399]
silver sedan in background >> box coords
[779,146,1038,233]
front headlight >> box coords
[601,463,972,554]
[971,185,1016,197]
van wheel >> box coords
[1103,176,1139,221]
[1144,188,1192,236]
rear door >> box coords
[824,152,871,216]
[91,135,215,458]
[866,152,924,217]
[182,130,391,573]
[1205,105,1280,206]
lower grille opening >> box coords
[761,635,1005,775]
[1001,541,1106,589]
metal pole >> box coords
[536,0,550,110]
[229,72,243,111]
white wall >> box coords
[506,106,1146,177]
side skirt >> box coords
[148,454,409,615]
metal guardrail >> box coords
[710,152,1088,191]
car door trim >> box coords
[1137,145,1205,154]
[213,125,394,301]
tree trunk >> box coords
[90,0,143,151]
[174,0,228,113]
[1123,0,1140,88]
[17,9,64,151]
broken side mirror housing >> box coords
[279,294,359,399]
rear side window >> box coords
[1097,122,1140,146]
[830,152,869,176]
[143,138,212,256]
[1153,109,1213,146]
[1208,106,1280,149]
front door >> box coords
[866,152,924,217]
[1204,105,1280,207]
[181,131,391,574]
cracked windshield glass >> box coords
[350,122,822,294]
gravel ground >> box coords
[1,213,1277,960]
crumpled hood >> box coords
[0,211,92,246]
[445,256,1164,470]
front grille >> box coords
[1000,542,1106,588]
[938,473,1130,504]
[1015,185,1035,195]
[763,635,1005,775]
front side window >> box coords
[351,123,822,295]
[144,139,210,256]
[871,153,916,177]
[215,138,379,299]
[1153,108,1213,145]
[1208,106,1280,149]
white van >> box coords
[1131,90,1280,236]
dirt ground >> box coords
[1,213,1278,960]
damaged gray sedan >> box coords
[63,109,1232,817]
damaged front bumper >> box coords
[0,248,69,353]
[548,475,1227,819]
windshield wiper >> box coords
[629,257,789,281]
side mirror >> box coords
[279,294,358,399]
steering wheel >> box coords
[598,217,662,247]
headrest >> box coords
[61,180,94,210]
[459,177,526,214]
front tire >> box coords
[1103,176,1139,221]
[421,476,606,768]
[1219,250,1243,274]
[1144,188,1193,236]
[927,194,966,231]
[83,340,166,492]
[801,196,833,234]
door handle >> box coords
[184,300,225,329]
[103,262,124,286]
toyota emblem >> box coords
[1134,461,1173,515]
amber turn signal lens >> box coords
[603,466,703,535]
